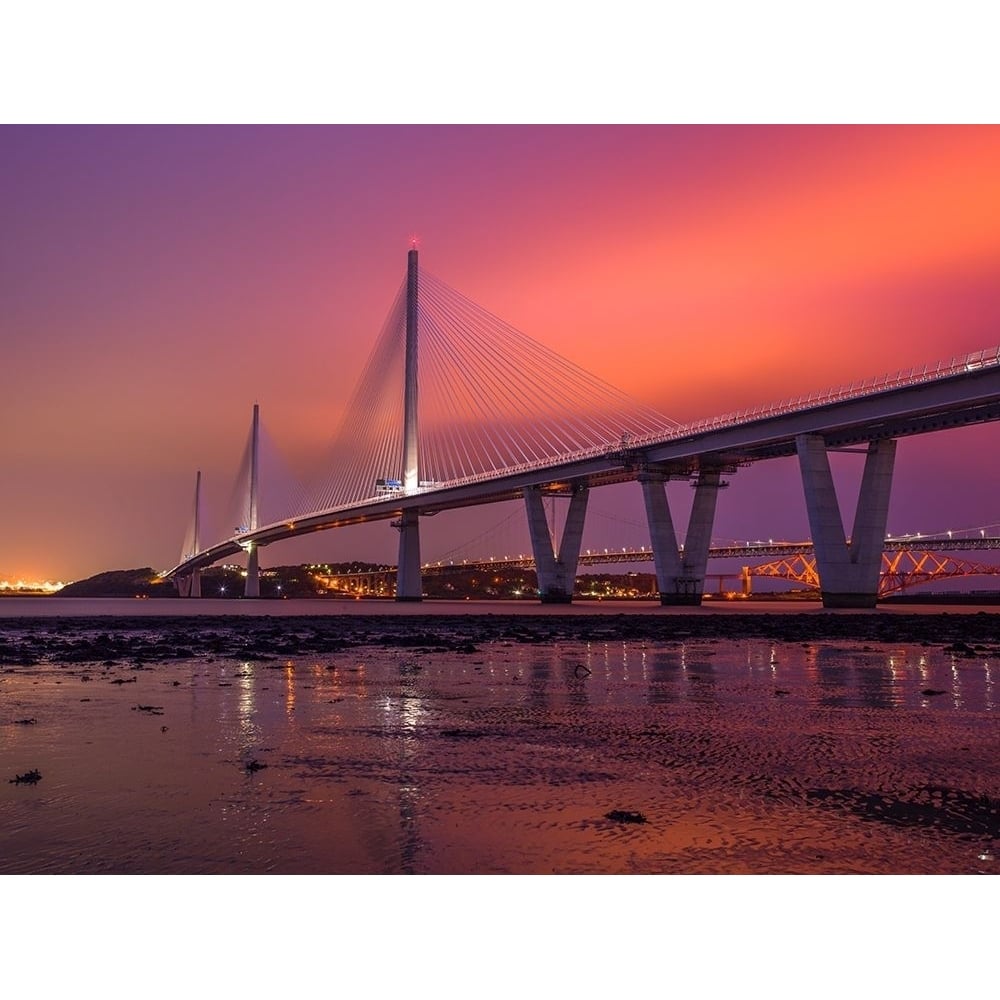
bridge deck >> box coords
[166,348,1000,578]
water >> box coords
[2,605,997,873]
[3,595,997,617]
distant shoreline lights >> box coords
[0,580,67,594]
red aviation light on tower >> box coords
[409,234,421,250]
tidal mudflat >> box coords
[2,613,998,874]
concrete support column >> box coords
[641,470,723,606]
[524,485,559,597]
[524,484,589,603]
[244,545,260,598]
[639,473,682,595]
[796,434,896,608]
[558,484,590,585]
[684,469,722,597]
[177,571,201,598]
[851,438,897,569]
[396,508,422,601]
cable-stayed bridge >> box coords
[166,249,1000,608]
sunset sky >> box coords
[4,124,1000,581]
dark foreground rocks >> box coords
[0,612,998,666]
[605,809,648,824]
[9,769,42,785]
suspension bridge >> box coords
[165,248,1000,608]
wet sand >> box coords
[2,612,998,874]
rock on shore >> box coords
[1,612,998,665]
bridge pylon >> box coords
[796,434,896,608]
[396,247,423,601]
[244,403,261,598]
[176,469,202,598]
[524,483,589,603]
[640,468,724,606]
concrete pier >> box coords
[524,484,589,603]
[796,434,896,608]
[244,545,260,598]
[640,469,723,605]
[176,571,201,598]
[396,509,423,601]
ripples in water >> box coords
[1,636,997,873]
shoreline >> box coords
[3,611,1000,663]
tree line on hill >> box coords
[56,564,660,600]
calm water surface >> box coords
[1,602,998,873]
[3,596,997,617]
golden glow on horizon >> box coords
[0,579,68,593]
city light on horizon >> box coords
[0,579,68,593]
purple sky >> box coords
[3,125,1000,581]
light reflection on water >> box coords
[1,635,997,874]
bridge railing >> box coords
[428,345,1000,495]
[183,345,1000,567]
[630,345,1000,446]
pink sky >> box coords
[4,125,1000,581]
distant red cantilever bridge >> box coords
[326,535,1000,599]
[743,545,1000,598]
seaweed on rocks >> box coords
[605,809,647,824]
[2,612,1000,664]
[9,769,42,784]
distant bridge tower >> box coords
[176,470,203,598]
[396,246,422,601]
[244,403,261,598]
